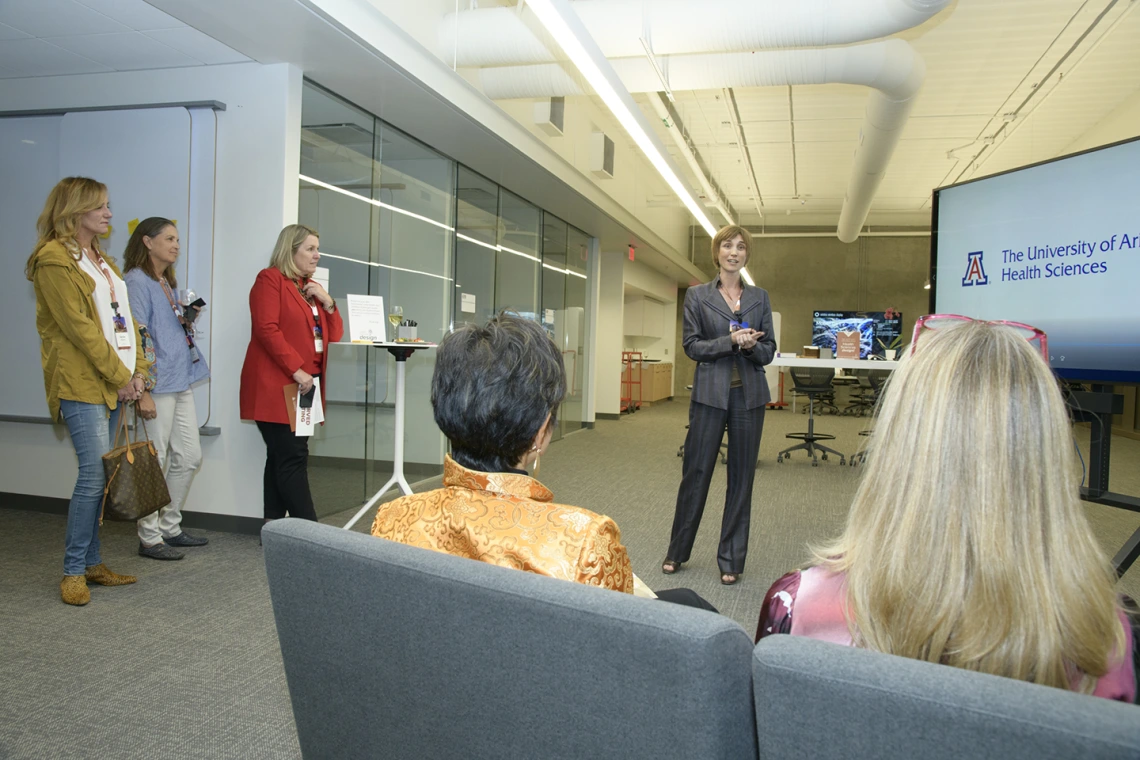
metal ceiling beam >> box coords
[721,87,764,220]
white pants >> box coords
[137,390,202,545]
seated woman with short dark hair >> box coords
[371,313,633,591]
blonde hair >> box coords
[711,225,753,270]
[26,177,109,280]
[816,320,1124,693]
[269,224,318,280]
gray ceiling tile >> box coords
[143,27,248,65]
[75,0,185,31]
[0,0,129,38]
[46,31,202,69]
[0,37,112,77]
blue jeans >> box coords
[60,400,123,575]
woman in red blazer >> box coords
[240,224,343,522]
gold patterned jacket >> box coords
[371,455,634,593]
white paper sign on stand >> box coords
[767,311,782,402]
[345,294,387,343]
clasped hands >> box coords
[293,369,315,395]
[731,326,764,351]
[117,375,145,403]
[302,280,335,311]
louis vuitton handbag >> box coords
[100,406,171,523]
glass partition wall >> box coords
[298,82,593,518]
[299,82,454,518]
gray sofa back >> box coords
[753,634,1140,760]
[263,518,758,760]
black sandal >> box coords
[661,559,681,575]
[720,572,740,586]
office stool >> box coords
[800,386,839,415]
[842,368,890,417]
[778,367,846,466]
[842,370,875,416]
[677,424,728,464]
[850,429,873,466]
[677,384,728,463]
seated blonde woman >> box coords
[755,316,1137,702]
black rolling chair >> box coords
[842,369,875,416]
[849,370,890,466]
[778,367,846,466]
[677,385,728,464]
[850,429,873,466]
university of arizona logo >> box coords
[961,250,988,286]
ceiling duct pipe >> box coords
[441,0,951,66]
[479,40,925,241]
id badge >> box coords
[313,325,324,354]
[113,315,131,349]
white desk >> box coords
[770,356,900,370]
[770,356,898,412]
[340,342,437,531]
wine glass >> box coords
[388,305,403,340]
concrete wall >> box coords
[674,233,931,396]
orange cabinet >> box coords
[643,363,674,402]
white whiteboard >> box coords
[5,107,216,423]
[768,311,782,401]
[2,116,63,421]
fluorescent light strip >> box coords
[524,0,717,240]
[457,233,544,264]
[316,251,452,282]
[498,243,541,263]
[300,174,455,232]
[542,262,588,280]
[456,232,498,252]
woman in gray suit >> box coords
[663,225,776,585]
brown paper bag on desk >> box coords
[284,384,299,432]
[836,331,861,360]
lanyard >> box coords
[297,279,324,353]
[86,249,132,351]
[159,276,200,361]
[88,250,123,315]
[295,279,324,327]
[158,277,183,317]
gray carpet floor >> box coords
[2,399,1138,759]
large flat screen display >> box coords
[931,136,1140,383]
[812,311,903,359]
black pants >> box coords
[256,421,318,521]
[655,588,719,612]
[667,386,766,574]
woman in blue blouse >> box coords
[124,218,211,560]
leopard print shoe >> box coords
[61,575,90,606]
[84,563,137,586]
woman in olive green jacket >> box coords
[26,177,151,606]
